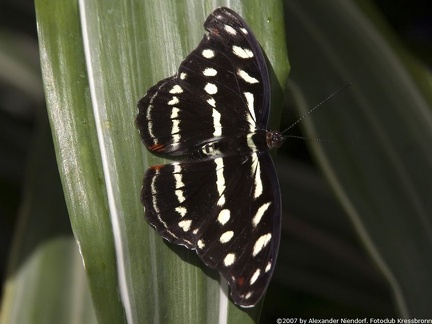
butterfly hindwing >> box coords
[142,151,280,307]
[136,7,270,156]
[194,152,281,307]
[142,157,221,249]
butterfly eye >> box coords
[266,131,285,149]
[136,7,281,308]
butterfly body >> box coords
[136,7,282,308]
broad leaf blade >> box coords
[36,0,289,323]
[0,108,97,323]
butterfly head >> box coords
[266,130,285,150]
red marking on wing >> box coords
[149,143,165,152]
[149,164,164,172]
[236,276,245,287]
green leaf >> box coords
[35,0,289,323]
[285,0,432,316]
[0,14,98,323]
[0,106,97,323]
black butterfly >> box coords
[136,7,284,308]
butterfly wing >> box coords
[137,7,280,308]
[136,7,270,156]
[142,151,281,307]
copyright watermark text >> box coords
[275,319,432,324]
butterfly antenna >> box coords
[280,83,351,136]
[283,134,352,145]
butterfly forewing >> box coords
[137,7,282,308]
[136,7,270,155]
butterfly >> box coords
[136,7,284,308]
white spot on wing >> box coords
[202,49,215,58]
[265,261,272,273]
[252,154,263,198]
[169,85,183,94]
[215,158,225,206]
[220,231,234,243]
[252,202,271,227]
[246,133,256,150]
[174,189,185,203]
[180,72,187,80]
[168,96,179,105]
[197,239,205,249]
[240,27,248,34]
[237,69,259,84]
[170,107,180,143]
[203,67,217,76]
[175,206,187,217]
[212,109,222,137]
[178,219,192,232]
[232,45,254,59]
[207,98,216,107]
[223,253,236,266]
[224,24,237,35]
[218,209,231,225]
[173,164,185,203]
[171,107,179,119]
[244,92,256,131]
[253,233,272,257]
[171,107,180,133]
[250,269,261,285]
[204,83,218,95]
